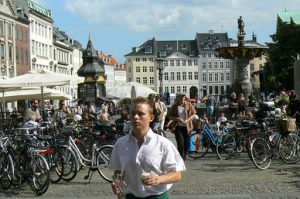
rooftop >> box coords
[278,10,300,24]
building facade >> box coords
[125,33,234,99]
[196,31,233,98]
[0,0,21,78]
[99,52,127,90]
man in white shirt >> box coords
[109,97,185,199]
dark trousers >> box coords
[125,192,168,199]
[174,126,189,160]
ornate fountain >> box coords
[216,16,268,97]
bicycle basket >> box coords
[279,118,296,134]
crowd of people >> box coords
[2,89,300,199]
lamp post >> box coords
[156,58,165,101]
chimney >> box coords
[132,47,137,52]
[209,30,214,34]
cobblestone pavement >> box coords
[1,131,300,199]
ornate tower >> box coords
[77,37,106,102]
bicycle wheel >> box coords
[60,147,78,182]
[46,148,64,183]
[216,133,236,160]
[27,154,50,196]
[250,138,272,170]
[97,145,113,183]
[0,153,14,190]
[187,132,210,159]
[279,134,299,164]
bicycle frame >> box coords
[202,123,229,146]
[68,136,99,169]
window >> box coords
[1,43,5,60]
[226,62,230,68]
[7,22,13,37]
[208,62,212,69]
[214,73,218,82]
[177,72,180,80]
[145,46,152,53]
[25,49,29,65]
[215,86,219,95]
[150,77,154,84]
[208,52,211,58]
[176,60,180,66]
[188,60,192,66]
[164,60,168,67]
[177,86,181,93]
[202,74,207,82]
[8,45,13,61]
[202,62,206,70]
[0,20,4,35]
[143,77,147,84]
[194,60,198,66]
[170,60,174,66]
[164,72,168,80]
[182,60,186,66]
[194,72,198,80]
[149,58,153,62]
[15,47,19,65]
[20,48,23,64]
[136,77,140,83]
[171,86,175,93]
[220,73,224,81]
[221,86,225,94]
[226,73,230,80]
[188,72,192,80]
[182,72,186,80]
[142,58,147,62]
[208,73,212,82]
[143,66,147,72]
[183,86,187,93]
[165,87,169,92]
[136,58,140,62]
[220,62,224,68]
[149,66,154,72]
[209,86,213,95]
[136,66,140,72]
[214,62,218,68]
[15,26,18,39]
[127,58,131,62]
[171,72,174,80]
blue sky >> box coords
[35,0,299,63]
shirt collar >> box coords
[127,128,155,142]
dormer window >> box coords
[165,44,172,50]
[145,46,152,53]
[181,44,187,50]
[159,51,166,57]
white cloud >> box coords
[62,0,300,38]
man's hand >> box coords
[111,182,121,195]
[142,174,161,186]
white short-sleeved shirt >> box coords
[109,129,186,198]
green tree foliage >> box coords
[264,21,300,91]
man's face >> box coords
[178,96,185,105]
[130,103,154,132]
[32,101,38,109]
